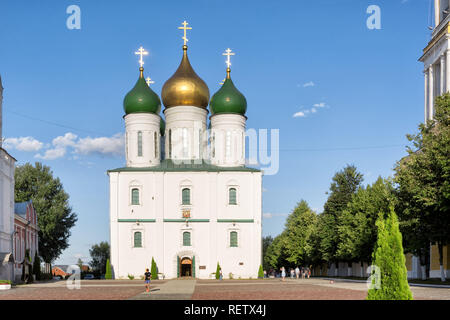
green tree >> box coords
[280,200,317,266]
[367,207,413,300]
[320,165,364,270]
[89,242,110,274]
[263,234,288,270]
[337,177,396,275]
[262,236,273,271]
[151,257,158,280]
[105,259,112,279]
[14,162,77,263]
[394,93,450,281]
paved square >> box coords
[0,278,448,300]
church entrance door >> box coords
[180,257,192,277]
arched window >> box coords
[211,132,215,158]
[137,131,143,157]
[182,128,189,158]
[134,231,142,248]
[230,231,238,247]
[154,132,158,158]
[229,188,237,205]
[182,188,191,205]
[226,131,231,159]
[131,188,140,205]
[168,129,172,158]
[183,231,191,246]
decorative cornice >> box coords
[217,219,254,223]
[420,22,450,61]
[117,219,156,223]
[163,219,210,223]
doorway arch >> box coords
[180,257,192,277]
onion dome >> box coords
[210,68,247,116]
[160,117,165,136]
[161,45,210,109]
[124,68,161,115]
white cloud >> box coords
[74,133,124,156]
[302,81,315,88]
[293,111,306,118]
[53,132,78,148]
[294,102,329,119]
[263,213,289,219]
[29,132,124,160]
[35,147,66,160]
[3,136,43,152]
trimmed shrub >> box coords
[127,274,135,280]
[215,262,221,280]
[151,257,158,280]
[105,259,112,279]
[258,265,264,279]
[367,207,413,300]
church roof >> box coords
[108,159,260,173]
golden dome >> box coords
[162,45,210,109]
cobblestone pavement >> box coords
[0,278,448,300]
[0,280,167,300]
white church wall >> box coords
[109,169,262,279]
[125,113,161,168]
[0,148,16,281]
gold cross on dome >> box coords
[178,20,192,46]
[135,46,149,68]
[146,77,155,86]
[223,48,235,69]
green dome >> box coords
[160,117,165,136]
[210,77,247,116]
[124,71,161,115]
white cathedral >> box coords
[108,22,262,279]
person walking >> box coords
[144,268,151,293]
[290,268,295,279]
[281,267,286,281]
[219,268,223,281]
[295,266,300,279]
[301,267,305,279]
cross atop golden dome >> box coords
[161,21,210,109]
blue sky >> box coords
[0,0,431,265]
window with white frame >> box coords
[134,231,142,248]
[229,188,237,205]
[131,188,140,205]
[137,131,143,157]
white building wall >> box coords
[109,170,262,279]
[0,148,16,281]
[125,113,161,168]
[210,114,246,167]
[164,106,208,161]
